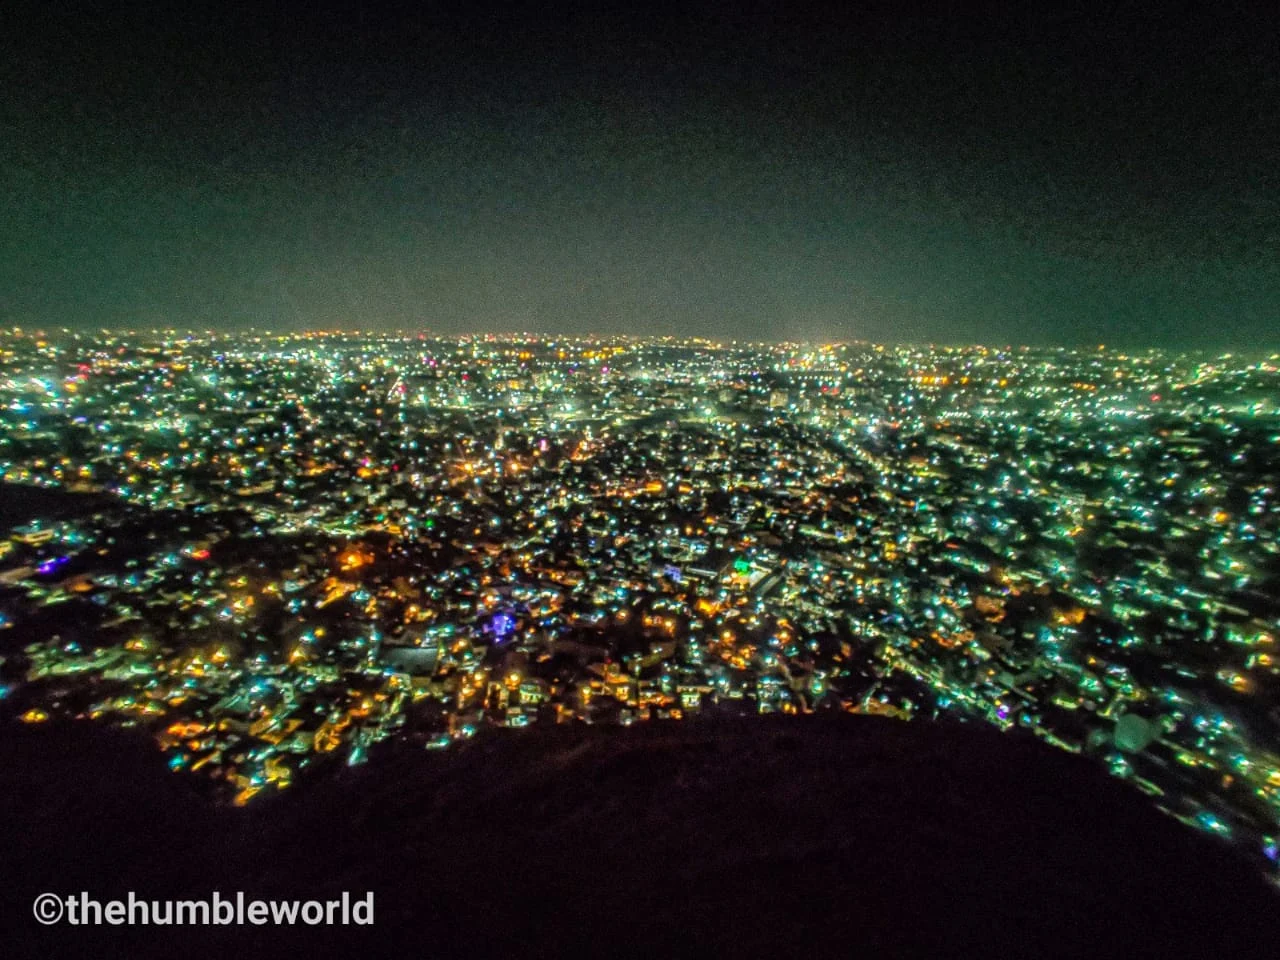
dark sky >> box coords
[3,1,1277,347]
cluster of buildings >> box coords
[1,329,1278,877]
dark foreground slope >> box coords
[3,716,1277,958]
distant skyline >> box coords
[3,1,1277,348]
[9,328,1279,358]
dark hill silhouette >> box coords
[0,481,114,532]
[3,716,1278,958]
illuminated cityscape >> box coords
[2,328,1278,881]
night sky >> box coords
[3,1,1277,347]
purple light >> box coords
[487,612,517,641]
